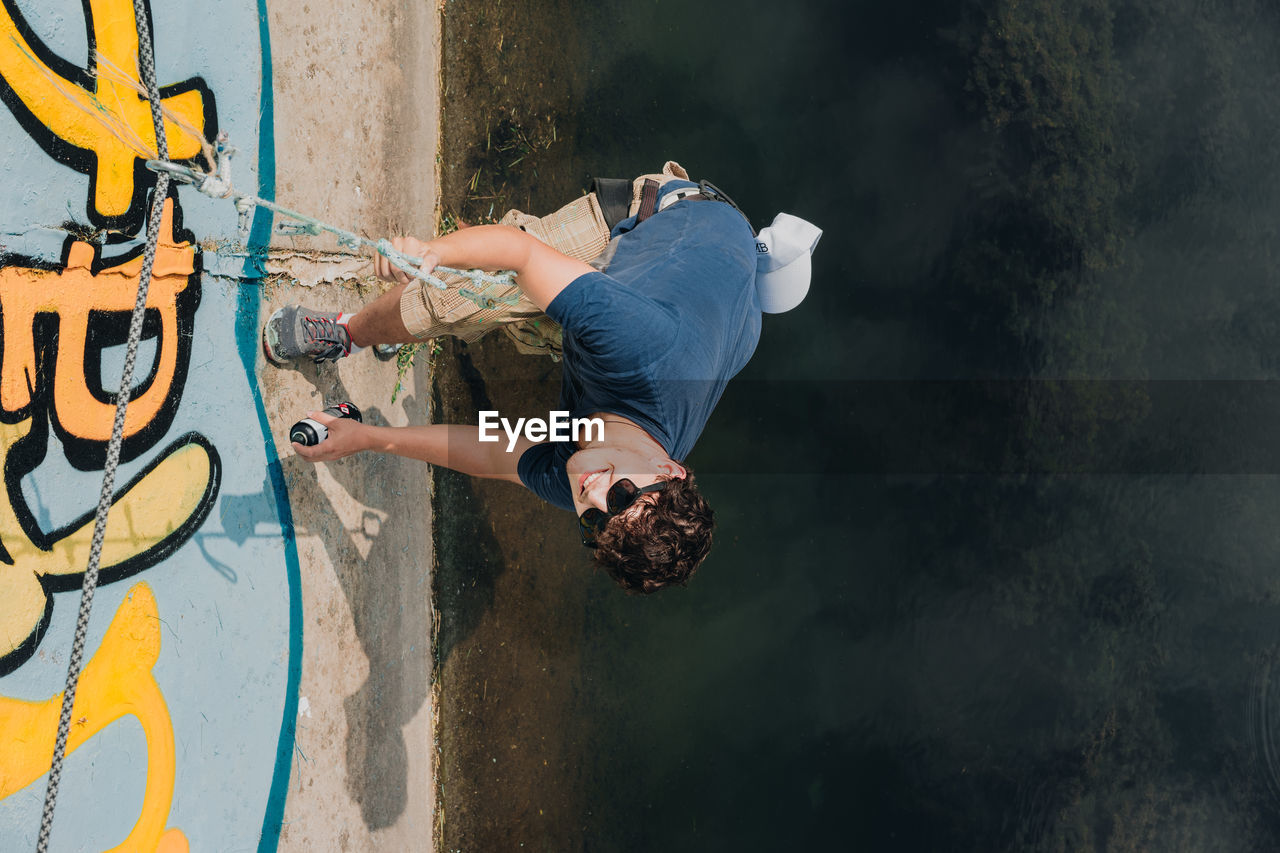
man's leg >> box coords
[261,282,427,364]
[263,193,611,365]
[346,284,415,346]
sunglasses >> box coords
[578,478,670,547]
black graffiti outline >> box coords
[83,306,164,406]
[0,431,222,677]
[0,0,218,235]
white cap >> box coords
[754,213,822,313]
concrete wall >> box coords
[0,0,439,849]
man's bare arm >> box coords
[374,224,597,311]
[292,413,537,483]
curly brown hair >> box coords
[590,469,714,594]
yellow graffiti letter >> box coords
[0,0,209,221]
[0,582,189,852]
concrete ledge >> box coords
[265,0,442,848]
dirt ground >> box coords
[431,2,611,850]
[437,0,607,220]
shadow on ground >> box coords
[276,367,433,832]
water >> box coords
[439,0,1280,848]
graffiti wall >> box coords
[0,0,297,849]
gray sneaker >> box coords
[262,305,354,364]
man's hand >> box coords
[292,410,369,463]
[374,236,440,286]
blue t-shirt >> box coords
[517,180,761,510]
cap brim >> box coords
[757,252,812,314]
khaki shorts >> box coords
[400,161,691,357]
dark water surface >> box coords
[437,0,1280,849]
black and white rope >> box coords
[35,0,170,848]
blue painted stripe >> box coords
[239,5,298,852]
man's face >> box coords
[564,444,684,517]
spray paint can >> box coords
[290,402,363,446]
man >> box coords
[264,163,819,593]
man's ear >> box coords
[656,459,687,480]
